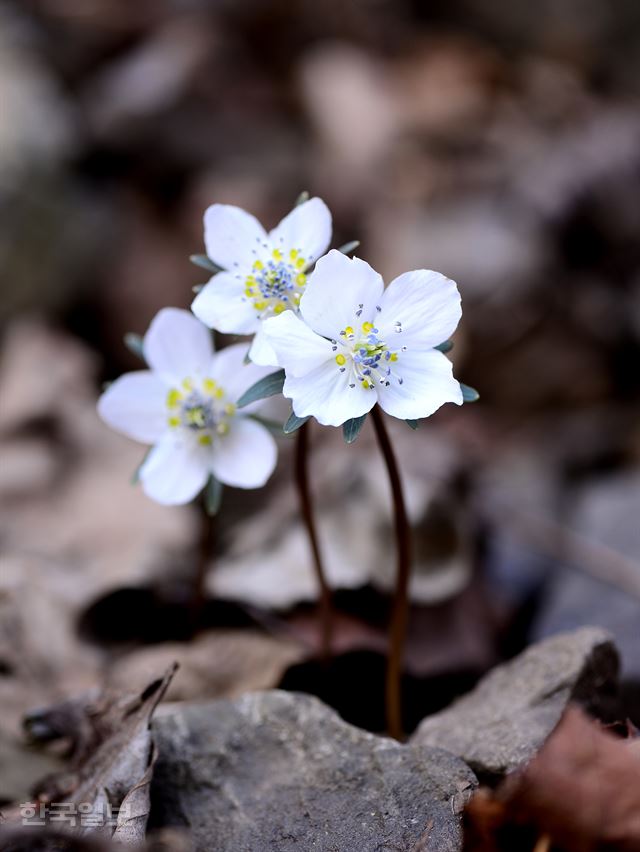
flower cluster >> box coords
[98,195,467,505]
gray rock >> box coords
[411,627,619,779]
[151,690,477,852]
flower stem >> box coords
[192,502,215,628]
[371,405,412,741]
[294,420,333,662]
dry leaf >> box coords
[464,705,640,851]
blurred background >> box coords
[2,0,640,800]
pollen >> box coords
[362,321,374,333]
[217,422,230,436]
[254,300,267,311]
[289,248,299,261]
[343,326,354,337]
[272,248,283,261]
[295,257,306,270]
[203,378,217,394]
[167,415,180,427]
[181,377,194,391]
[296,273,307,286]
[224,403,236,416]
[273,302,287,314]
[253,260,264,271]
[390,352,398,362]
[214,387,224,399]
[335,353,346,366]
[166,388,182,408]
[198,434,212,446]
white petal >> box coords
[139,433,209,505]
[268,197,332,266]
[143,307,213,385]
[377,270,461,350]
[376,349,463,420]
[300,250,384,339]
[210,417,277,489]
[208,342,278,412]
[98,371,167,444]
[191,273,260,335]
[248,325,280,368]
[204,203,269,271]
[283,361,376,427]
[262,311,334,377]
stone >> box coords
[151,690,477,852]
[411,627,619,779]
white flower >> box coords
[97,308,278,505]
[261,250,463,427]
[191,197,332,366]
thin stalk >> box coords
[294,420,332,661]
[371,405,412,741]
[191,503,215,627]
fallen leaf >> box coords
[464,705,640,851]
[5,665,177,845]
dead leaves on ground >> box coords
[2,665,177,846]
[464,705,640,852]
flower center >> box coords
[244,248,308,318]
[333,320,405,390]
[166,377,236,445]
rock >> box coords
[411,627,619,779]
[151,690,477,852]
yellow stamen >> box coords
[214,387,224,399]
[273,302,287,314]
[272,248,283,261]
[254,301,267,311]
[362,321,374,333]
[217,422,229,436]
[224,403,236,416]
[289,248,299,261]
[166,388,182,408]
[167,415,180,427]
[181,377,193,391]
[344,326,354,337]
[335,353,346,366]
[203,378,217,394]
[296,273,307,286]
[390,352,398,362]
[198,434,212,446]
[253,260,264,271]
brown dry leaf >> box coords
[463,705,640,851]
[4,665,177,846]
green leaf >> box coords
[343,414,367,444]
[405,419,419,430]
[337,240,360,256]
[131,448,151,485]
[283,412,310,434]
[460,383,480,403]
[124,332,145,362]
[236,369,286,408]
[435,340,454,354]
[296,190,310,206]
[204,476,223,516]
[190,254,224,274]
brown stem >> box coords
[371,405,412,741]
[294,420,332,661]
[192,502,215,627]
